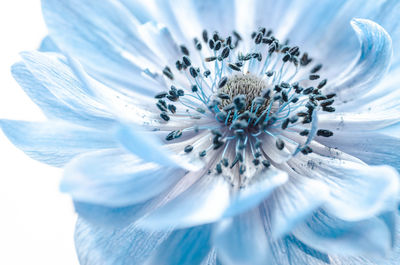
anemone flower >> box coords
[2,0,400,264]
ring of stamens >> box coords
[154,27,336,187]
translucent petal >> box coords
[326,19,392,104]
[293,154,400,221]
[213,210,269,265]
[62,148,185,206]
[0,120,116,167]
[144,225,212,265]
[19,51,114,121]
[138,175,231,229]
[140,168,287,229]
[75,217,168,265]
[42,0,162,96]
[268,177,330,239]
[11,59,114,128]
[316,131,400,172]
[293,210,392,258]
[38,36,60,52]
[115,122,202,171]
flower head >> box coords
[2,0,400,264]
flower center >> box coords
[153,28,336,185]
[218,73,270,124]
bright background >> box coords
[0,1,79,264]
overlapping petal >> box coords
[0,120,116,167]
[62,148,186,206]
[139,168,287,229]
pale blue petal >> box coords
[118,0,153,23]
[316,131,400,172]
[213,210,269,265]
[326,19,392,104]
[75,217,168,265]
[140,168,287,229]
[139,176,231,229]
[191,0,236,36]
[318,111,400,132]
[73,200,153,228]
[323,164,399,221]
[144,225,212,265]
[222,168,288,217]
[11,62,92,124]
[116,123,202,171]
[293,210,392,258]
[0,120,116,167]
[19,51,116,126]
[41,0,162,96]
[283,0,347,46]
[137,21,182,65]
[268,235,331,265]
[329,214,400,265]
[302,156,400,221]
[268,178,330,239]
[62,148,185,206]
[38,36,60,52]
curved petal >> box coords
[213,210,269,265]
[325,19,392,104]
[75,217,169,265]
[116,122,202,171]
[62,148,185,207]
[11,60,113,128]
[222,168,288,217]
[0,120,116,167]
[316,131,400,172]
[322,164,400,221]
[265,235,331,265]
[318,111,400,132]
[19,51,115,125]
[267,177,330,239]
[73,200,154,228]
[293,153,400,221]
[138,175,231,229]
[144,225,212,265]
[139,168,287,229]
[41,0,162,96]
[38,36,60,52]
[293,210,392,258]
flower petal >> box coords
[144,225,212,265]
[294,154,400,221]
[73,200,153,228]
[0,120,116,167]
[11,60,113,128]
[293,210,392,258]
[38,36,60,52]
[75,217,168,265]
[62,148,185,207]
[19,51,115,125]
[139,175,231,229]
[116,122,202,171]
[213,210,269,265]
[318,111,400,132]
[316,131,400,172]
[222,168,288,217]
[267,177,330,239]
[326,19,392,104]
[41,0,162,96]
[139,168,287,229]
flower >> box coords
[2,0,400,264]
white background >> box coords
[0,1,79,264]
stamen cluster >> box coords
[154,27,336,186]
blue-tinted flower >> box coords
[2,0,400,264]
